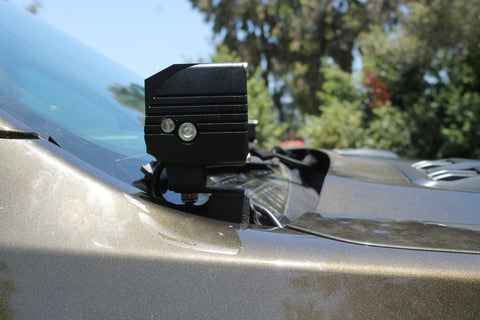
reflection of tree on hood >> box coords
[0,263,16,320]
[108,83,144,113]
[282,273,480,319]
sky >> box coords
[8,0,216,78]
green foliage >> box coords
[108,83,144,113]
[409,47,480,158]
[299,63,413,156]
[357,0,480,158]
[361,106,412,156]
[406,0,480,52]
[285,45,480,158]
[318,62,359,103]
[211,45,285,149]
[298,63,364,149]
[300,100,364,149]
[194,0,480,158]
[359,25,429,109]
[190,0,405,118]
[247,68,287,149]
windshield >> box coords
[0,2,145,156]
[0,2,153,183]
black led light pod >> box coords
[145,63,249,192]
[144,63,250,223]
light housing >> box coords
[144,63,249,192]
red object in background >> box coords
[281,140,305,148]
[363,68,391,108]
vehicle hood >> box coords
[288,150,480,254]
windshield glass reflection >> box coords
[0,2,146,157]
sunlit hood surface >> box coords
[289,212,480,254]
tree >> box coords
[189,0,406,119]
[211,45,286,149]
[409,46,480,158]
[359,0,480,158]
[108,83,144,113]
[26,0,42,14]
[298,62,412,154]
[298,62,364,149]
[194,0,480,158]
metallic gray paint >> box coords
[1,124,480,318]
[316,151,480,224]
[289,212,480,254]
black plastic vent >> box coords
[410,158,480,192]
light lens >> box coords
[161,118,175,133]
[178,122,197,142]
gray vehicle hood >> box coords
[288,151,480,254]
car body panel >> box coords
[1,126,480,318]
[290,212,480,254]
[315,152,480,224]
